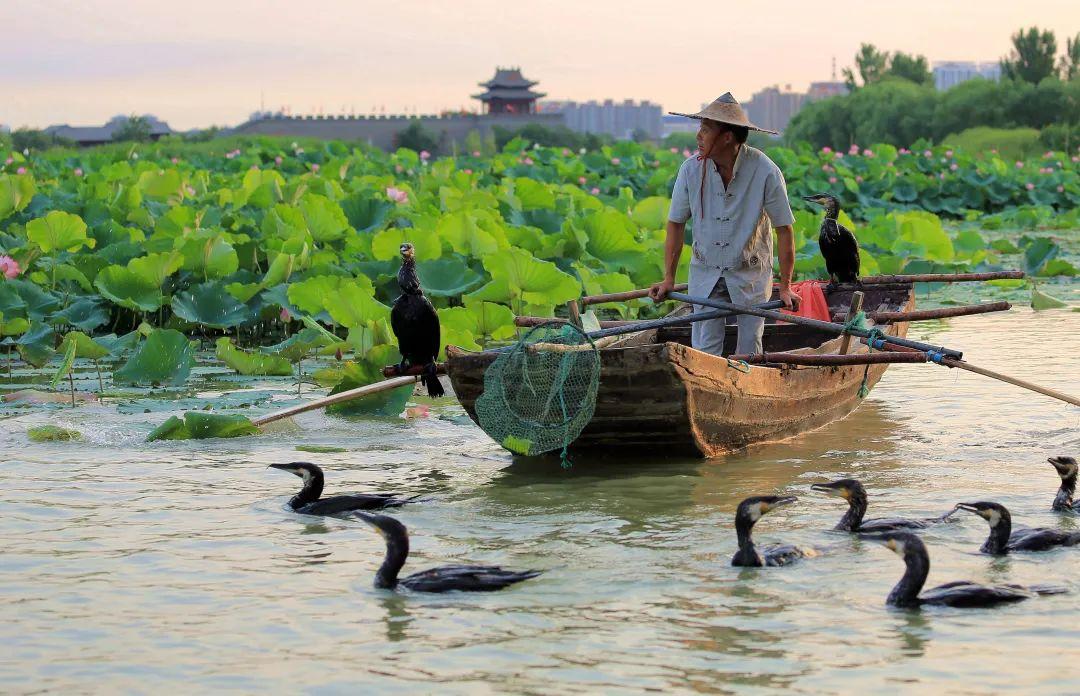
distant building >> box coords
[744,86,804,134]
[932,61,1001,91]
[540,99,662,139]
[661,114,699,138]
[472,67,546,115]
[806,81,849,101]
[44,115,172,146]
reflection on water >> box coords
[0,310,1078,692]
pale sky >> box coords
[4,0,1079,130]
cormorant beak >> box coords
[801,195,821,204]
[353,511,388,538]
[765,495,798,512]
[810,482,849,499]
[399,243,415,259]
[954,502,985,518]
[268,463,298,476]
[1048,457,1075,476]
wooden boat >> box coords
[446,283,915,458]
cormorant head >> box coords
[269,461,323,485]
[1049,456,1078,481]
[802,193,840,213]
[354,512,410,578]
[810,478,866,501]
[735,495,797,527]
[954,501,1010,528]
[871,531,926,563]
[399,242,415,260]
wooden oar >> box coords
[861,338,1080,407]
[668,292,964,359]
[251,375,419,427]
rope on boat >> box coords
[726,358,752,373]
[839,310,878,399]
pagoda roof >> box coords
[478,67,538,89]
[472,87,547,102]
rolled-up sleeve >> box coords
[668,161,691,223]
[763,168,795,228]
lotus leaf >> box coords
[511,177,556,210]
[468,247,580,310]
[138,169,182,199]
[50,339,77,388]
[146,412,260,442]
[287,275,356,316]
[631,196,670,230]
[215,337,293,376]
[893,213,954,262]
[340,191,393,233]
[49,298,109,332]
[1022,238,1060,276]
[176,231,239,279]
[295,445,348,453]
[0,173,36,221]
[436,210,502,257]
[60,331,110,360]
[1030,286,1067,310]
[94,265,164,311]
[372,226,442,262]
[0,312,30,336]
[438,301,516,345]
[300,193,349,242]
[28,425,82,442]
[324,280,391,329]
[128,251,183,287]
[263,327,334,363]
[262,252,296,286]
[581,208,648,271]
[171,282,257,328]
[15,321,56,368]
[94,331,142,357]
[113,328,197,386]
[26,211,95,254]
[1040,259,1078,277]
[326,356,412,418]
[415,256,484,297]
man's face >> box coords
[697,120,731,156]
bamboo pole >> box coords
[856,271,1025,284]
[251,375,419,427]
[581,283,688,306]
[728,351,927,366]
[838,291,864,355]
[856,302,1012,323]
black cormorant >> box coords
[732,495,813,567]
[354,512,542,592]
[873,532,1066,608]
[1048,456,1079,512]
[811,478,953,533]
[269,462,418,516]
[954,501,1080,555]
[802,194,860,286]
[390,242,444,398]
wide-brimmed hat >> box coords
[669,92,778,135]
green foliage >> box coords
[394,121,440,155]
[0,174,37,221]
[1001,27,1058,83]
[146,412,260,441]
[11,128,74,152]
[943,127,1043,161]
[171,282,256,328]
[112,115,153,143]
[27,425,82,441]
[113,329,197,386]
[215,337,293,376]
[26,211,94,254]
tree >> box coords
[11,128,74,151]
[888,52,933,86]
[393,120,439,154]
[1000,27,1058,83]
[112,115,153,142]
[842,43,889,90]
[1060,34,1080,81]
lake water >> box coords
[2,309,1078,694]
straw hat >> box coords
[669,92,778,135]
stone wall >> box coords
[231,113,566,150]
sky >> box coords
[3,0,1079,131]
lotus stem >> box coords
[68,370,75,408]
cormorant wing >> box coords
[298,494,411,516]
[762,544,808,567]
[858,517,930,533]
[1007,528,1080,552]
[402,564,542,592]
[920,582,1033,607]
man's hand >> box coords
[649,278,675,302]
[778,285,801,311]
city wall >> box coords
[232,113,565,150]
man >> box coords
[649,93,799,356]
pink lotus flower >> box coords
[1073,156,1080,163]
[226,152,235,159]
[1016,161,1024,168]
[828,176,837,184]
[310,163,320,173]
[420,150,430,160]
[940,173,947,180]
[185,185,196,196]
[898,148,910,155]
[834,152,843,159]
[950,163,958,171]
[611,157,620,165]
[682,149,692,158]
[855,175,863,183]
[171,157,179,164]
[821,146,832,154]
[16,167,25,174]
[1044,151,1053,157]
[578,176,587,184]
[923,150,933,157]
[3,157,12,165]
[395,164,404,173]
[386,186,408,203]
[472,150,481,157]
[862,149,874,157]
[523,157,534,165]
[0,255,20,279]
[562,148,571,156]
[463,168,472,174]
[990,148,998,154]
[590,187,600,195]
[821,164,832,172]
[279,308,290,322]
[1057,185,1065,193]
[73,168,83,177]
[945,150,953,157]
[670,147,679,153]
[274,156,283,165]
[1025,182,1035,190]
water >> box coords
[2,309,1078,694]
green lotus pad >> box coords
[146,412,261,441]
[28,425,83,442]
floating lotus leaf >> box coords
[146,412,260,442]
[296,445,348,453]
[113,328,196,386]
[262,327,333,363]
[1040,259,1078,277]
[414,257,484,297]
[15,321,56,368]
[0,312,30,337]
[1022,237,1060,276]
[215,337,293,376]
[326,352,412,417]
[26,211,95,254]
[171,282,257,329]
[28,425,82,442]
[94,265,164,312]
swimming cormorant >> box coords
[802,194,860,286]
[732,495,812,567]
[354,512,542,592]
[953,501,1080,555]
[269,462,417,516]
[811,478,953,533]
[390,242,444,398]
[873,532,1066,608]
[1048,456,1079,512]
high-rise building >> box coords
[744,86,805,135]
[539,99,662,139]
[932,62,1001,91]
[807,81,849,101]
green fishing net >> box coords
[474,322,601,464]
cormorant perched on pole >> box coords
[803,194,860,287]
[390,242,444,398]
